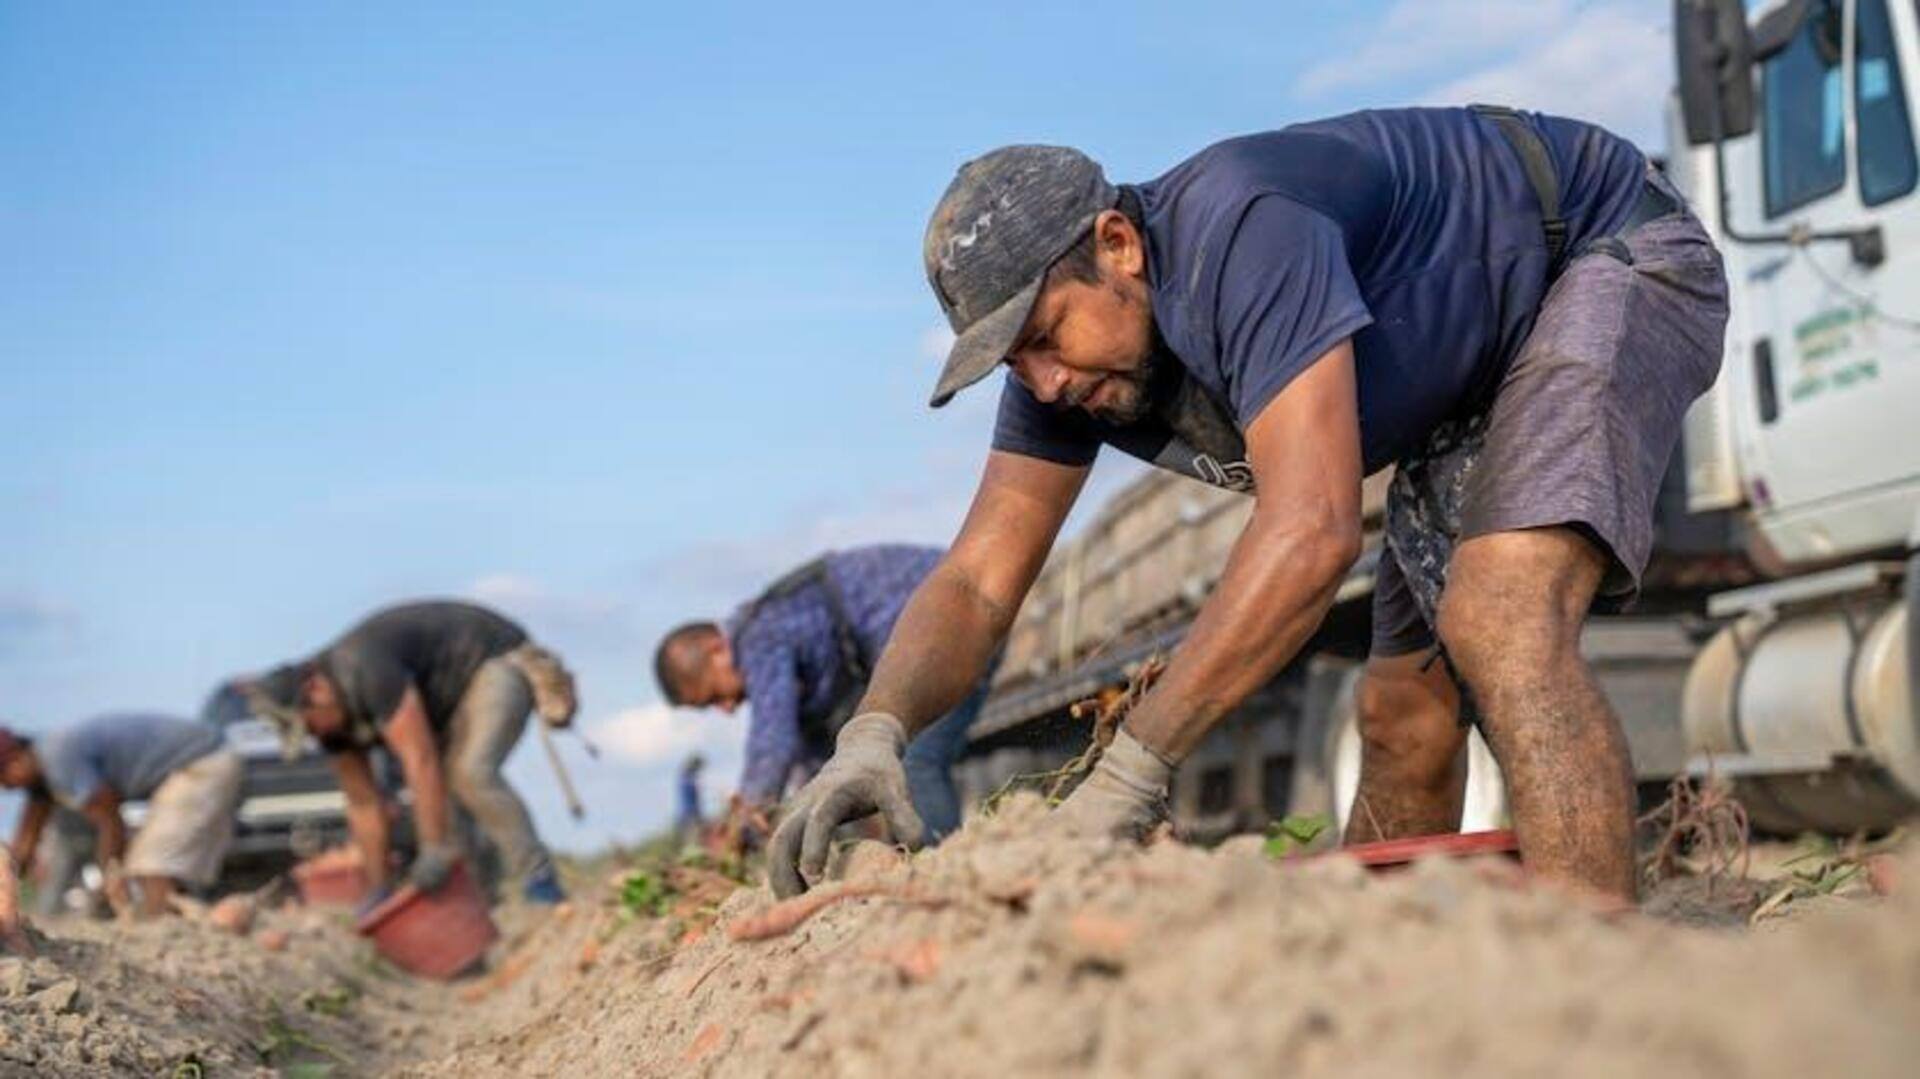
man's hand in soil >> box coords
[767,713,925,898]
[406,842,459,893]
[0,853,32,956]
[1046,729,1175,841]
[101,861,134,919]
[718,796,771,857]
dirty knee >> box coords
[447,762,499,802]
[1435,586,1582,690]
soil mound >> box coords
[410,798,1920,1078]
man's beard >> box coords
[1066,349,1158,425]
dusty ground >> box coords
[0,891,475,1076]
[3,800,1916,1077]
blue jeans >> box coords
[900,673,993,844]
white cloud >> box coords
[1420,2,1671,148]
[918,323,956,362]
[462,572,638,650]
[0,592,78,658]
[1294,0,1576,98]
[467,572,620,619]
[501,709,743,850]
[588,703,728,767]
[1292,0,1671,150]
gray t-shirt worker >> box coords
[1,714,243,917]
[766,107,1728,905]
[252,601,575,906]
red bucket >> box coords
[292,854,368,906]
[354,861,498,980]
[1336,828,1520,870]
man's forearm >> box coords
[859,561,1012,736]
[401,751,452,846]
[11,799,49,872]
[94,814,127,868]
[345,801,391,886]
[1124,516,1359,760]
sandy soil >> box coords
[4,800,1915,1077]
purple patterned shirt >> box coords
[729,544,942,802]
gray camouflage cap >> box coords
[244,663,314,760]
[922,145,1118,407]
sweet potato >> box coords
[725,883,943,942]
[725,884,889,942]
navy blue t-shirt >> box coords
[991,107,1646,486]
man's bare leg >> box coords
[134,876,175,919]
[1343,650,1467,844]
[1437,528,1637,905]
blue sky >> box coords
[1,0,1674,848]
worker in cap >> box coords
[1,715,243,919]
[653,544,996,850]
[251,600,578,908]
[768,107,1729,907]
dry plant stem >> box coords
[1354,793,1386,843]
[979,655,1168,814]
[1636,768,1751,893]
[1046,656,1167,802]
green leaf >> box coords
[618,870,673,918]
[1263,813,1332,858]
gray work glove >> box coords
[406,842,460,893]
[1047,729,1176,841]
[768,713,925,898]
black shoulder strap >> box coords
[813,562,872,685]
[1471,104,1567,268]
[738,554,872,684]
[1148,346,1257,494]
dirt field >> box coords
[3,797,1916,1077]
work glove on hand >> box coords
[406,842,460,893]
[767,713,925,899]
[1047,729,1176,841]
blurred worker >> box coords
[768,106,1728,906]
[653,544,994,846]
[250,600,577,907]
[0,715,244,918]
[675,753,706,846]
[24,806,95,918]
[0,842,25,954]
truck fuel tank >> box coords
[1683,583,1917,834]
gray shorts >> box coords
[124,749,245,886]
[1372,171,1730,659]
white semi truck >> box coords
[1669,0,1920,832]
[959,0,1920,840]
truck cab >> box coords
[1675,0,1920,561]
[1667,0,1920,832]
[960,1,1920,844]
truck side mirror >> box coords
[1675,0,1756,145]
